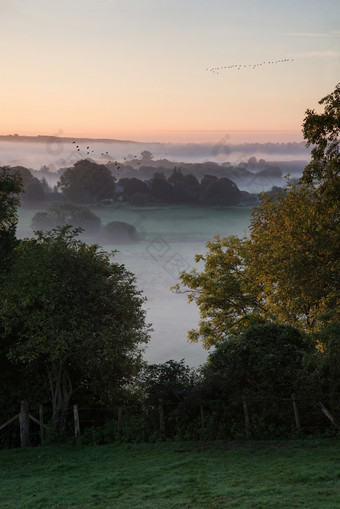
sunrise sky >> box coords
[1,0,339,142]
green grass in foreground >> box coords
[0,440,340,508]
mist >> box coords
[7,133,310,366]
[17,206,252,367]
[0,136,310,171]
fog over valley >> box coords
[2,130,313,366]
[0,134,309,169]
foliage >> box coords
[140,359,199,406]
[174,86,340,345]
[101,221,139,244]
[204,323,312,398]
[168,168,201,204]
[57,159,116,204]
[31,202,101,234]
[302,83,340,195]
[203,177,242,206]
[8,166,45,205]
[303,318,340,425]
[0,168,22,275]
[141,150,153,161]
[0,226,149,429]
[249,181,340,330]
[172,235,264,347]
[118,177,149,200]
[149,173,175,203]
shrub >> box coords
[101,221,139,244]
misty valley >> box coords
[1,0,339,505]
[17,204,252,366]
[1,82,339,459]
[10,151,294,365]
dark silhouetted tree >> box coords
[58,160,115,204]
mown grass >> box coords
[0,440,339,508]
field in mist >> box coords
[17,205,252,366]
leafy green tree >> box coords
[174,86,340,347]
[58,160,115,204]
[1,227,149,429]
[168,169,201,204]
[200,174,218,190]
[9,166,45,205]
[302,83,340,196]
[205,324,311,399]
[0,168,22,276]
[140,360,198,407]
[202,177,241,206]
[31,202,101,235]
[101,221,139,244]
[149,173,174,203]
[173,235,264,348]
[249,181,340,330]
[118,177,149,200]
[302,317,340,428]
[141,150,153,161]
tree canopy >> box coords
[31,201,102,235]
[1,227,150,428]
[0,168,22,275]
[205,323,312,399]
[8,166,45,205]
[58,160,116,204]
[302,83,340,195]
[174,84,340,347]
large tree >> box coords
[173,235,263,348]
[302,83,340,195]
[31,201,101,235]
[9,166,45,205]
[1,227,150,429]
[204,323,312,400]
[174,85,340,347]
[58,159,116,204]
[202,177,241,206]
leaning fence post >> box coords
[73,404,80,443]
[19,400,30,448]
[291,393,301,431]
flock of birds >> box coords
[206,58,294,74]
[71,141,142,178]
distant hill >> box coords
[0,134,139,144]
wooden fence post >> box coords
[73,404,80,443]
[159,399,165,435]
[117,407,123,438]
[39,405,45,444]
[19,400,30,448]
[200,404,205,425]
[291,394,301,431]
[242,393,250,433]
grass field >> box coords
[17,205,252,242]
[1,440,339,508]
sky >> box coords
[1,0,339,142]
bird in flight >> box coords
[206,58,294,74]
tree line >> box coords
[12,161,247,207]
